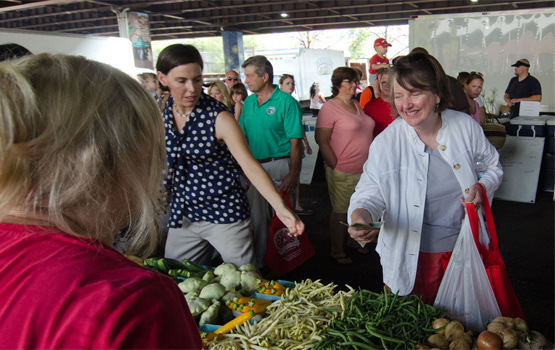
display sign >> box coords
[496,136,545,203]
[519,101,541,117]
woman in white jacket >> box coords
[347,52,503,304]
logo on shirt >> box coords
[267,106,276,115]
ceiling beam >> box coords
[0,0,84,12]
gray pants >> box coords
[165,217,256,268]
[246,158,294,269]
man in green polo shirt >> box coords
[239,55,304,272]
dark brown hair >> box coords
[389,52,452,112]
[156,44,203,75]
[230,82,248,101]
[330,66,358,96]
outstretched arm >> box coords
[215,111,304,236]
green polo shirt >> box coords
[240,84,303,160]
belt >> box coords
[258,156,290,164]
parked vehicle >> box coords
[253,48,346,108]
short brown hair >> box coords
[242,55,273,83]
[389,52,452,112]
[331,67,358,96]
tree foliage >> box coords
[348,28,371,59]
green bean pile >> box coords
[316,288,445,350]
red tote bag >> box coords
[264,191,315,276]
[466,184,526,319]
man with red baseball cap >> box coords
[369,38,392,98]
[504,58,542,118]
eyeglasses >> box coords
[342,79,360,85]
[226,77,239,81]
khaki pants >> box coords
[165,217,256,268]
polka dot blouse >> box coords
[162,93,249,228]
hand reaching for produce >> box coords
[348,208,380,245]
[459,184,484,211]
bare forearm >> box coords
[288,138,302,177]
[319,144,337,169]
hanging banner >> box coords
[127,12,153,69]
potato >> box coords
[486,321,505,334]
[445,321,465,342]
[449,338,471,350]
[428,334,449,349]
[433,318,450,335]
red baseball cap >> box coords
[374,38,392,47]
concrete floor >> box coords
[280,159,554,340]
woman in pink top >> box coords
[315,67,375,264]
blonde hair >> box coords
[0,53,167,257]
[208,81,233,109]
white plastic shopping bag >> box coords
[433,213,501,332]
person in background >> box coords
[411,47,470,115]
[239,55,305,272]
[358,83,376,109]
[369,38,392,98]
[464,72,486,124]
[279,74,313,216]
[309,81,326,116]
[137,72,159,98]
[0,53,202,349]
[504,58,542,119]
[352,67,365,100]
[348,52,503,304]
[224,69,241,91]
[456,71,470,87]
[230,82,248,122]
[157,45,303,269]
[208,80,233,110]
[0,43,32,61]
[315,67,375,265]
[364,68,397,137]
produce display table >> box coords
[138,257,547,350]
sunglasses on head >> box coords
[226,77,239,81]
[469,71,483,76]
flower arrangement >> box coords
[480,88,498,123]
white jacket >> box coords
[348,109,503,295]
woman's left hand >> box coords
[459,184,483,211]
[276,205,304,237]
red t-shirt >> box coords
[363,97,395,137]
[369,53,389,75]
[0,223,202,349]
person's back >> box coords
[0,224,198,349]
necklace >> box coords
[173,103,191,118]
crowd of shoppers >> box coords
[9,35,548,345]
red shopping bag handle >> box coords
[466,183,498,255]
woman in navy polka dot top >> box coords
[156,44,304,268]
